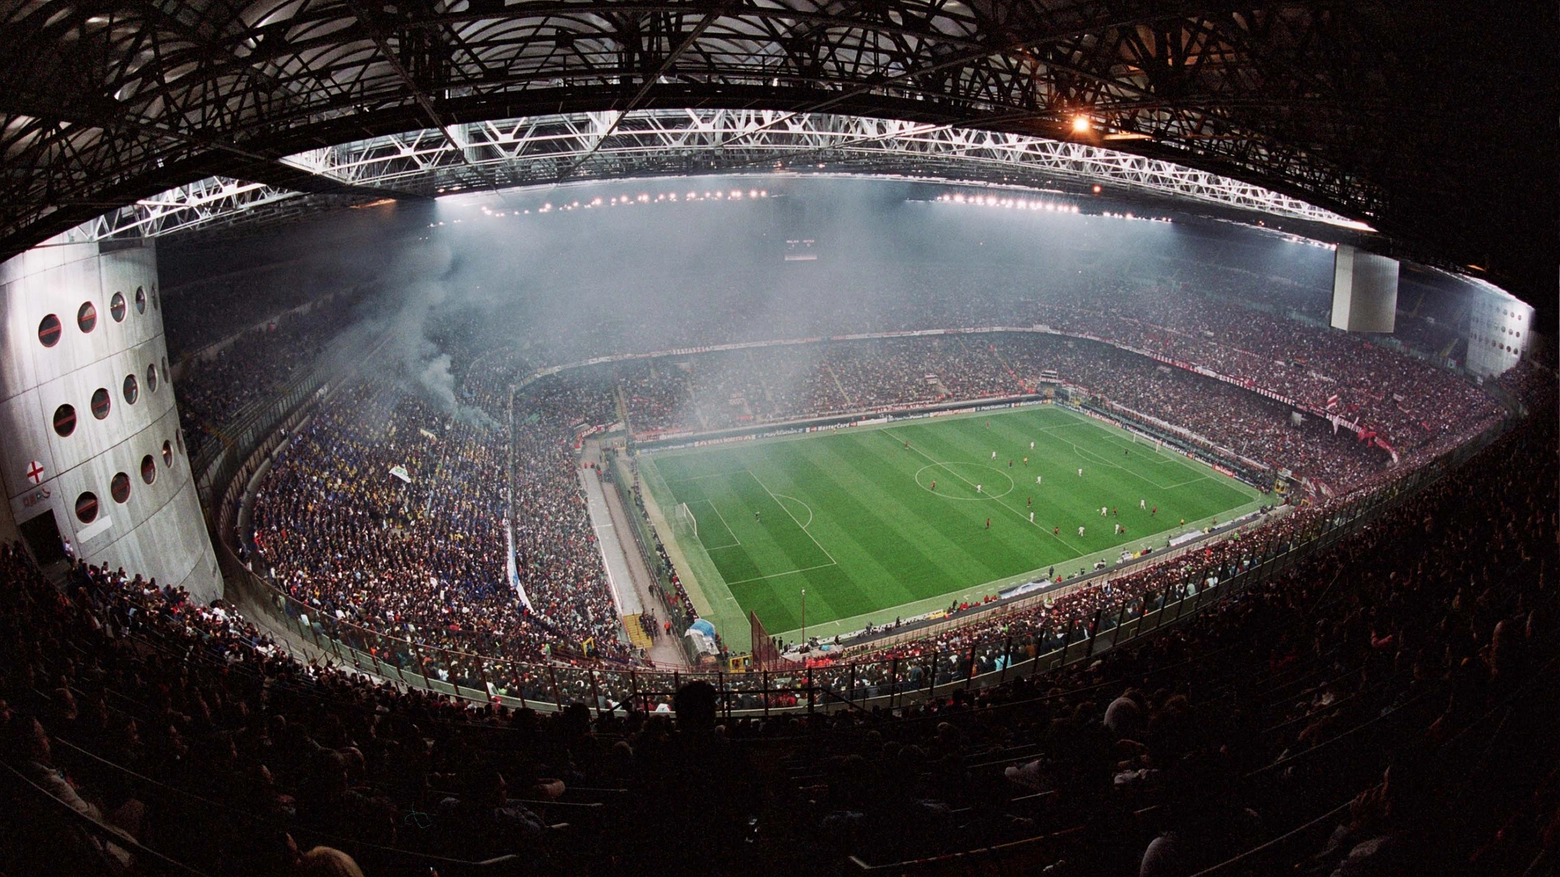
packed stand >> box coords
[620,333,1399,492]
[0,396,1553,877]
[243,323,1507,680]
[505,373,630,662]
[176,291,371,459]
[249,378,540,665]
[1496,356,1559,412]
[249,364,637,679]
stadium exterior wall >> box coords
[0,240,220,599]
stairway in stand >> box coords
[622,613,654,651]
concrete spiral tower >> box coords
[0,239,220,601]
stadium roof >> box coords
[2,0,1550,312]
[50,110,1380,243]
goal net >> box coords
[674,502,698,538]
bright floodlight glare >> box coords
[1071,115,1091,134]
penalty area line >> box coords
[724,562,838,586]
[745,469,838,566]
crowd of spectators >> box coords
[250,378,534,664]
[1002,334,1406,491]
[176,291,370,459]
[1,389,1553,877]
[1496,357,1558,411]
[505,375,630,661]
[1015,282,1504,456]
[616,331,1471,493]
[503,256,1502,458]
[243,330,1534,727]
[154,218,1536,721]
[247,345,642,677]
[515,260,1506,470]
[231,267,1531,681]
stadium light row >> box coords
[52,110,1372,245]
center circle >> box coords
[914,463,1015,499]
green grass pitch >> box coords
[638,405,1264,651]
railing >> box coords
[0,759,214,877]
[207,324,1510,714]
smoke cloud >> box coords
[197,175,1472,430]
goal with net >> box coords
[674,502,698,538]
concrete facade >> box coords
[0,240,220,600]
[1330,245,1400,334]
[1466,292,1535,379]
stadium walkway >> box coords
[580,440,689,667]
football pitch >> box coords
[637,405,1264,651]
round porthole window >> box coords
[122,374,138,404]
[77,301,97,333]
[134,286,146,314]
[53,404,77,437]
[90,388,111,420]
[111,472,131,503]
[162,440,174,467]
[141,455,157,484]
[75,492,99,523]
[146,363,158,393]
[38,314,62,347]
[110,292,126,322]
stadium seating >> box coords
[76,245,1546,875]
[0,394,1553,876]
[242,315,1506,673]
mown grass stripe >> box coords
[643,405,1263,640]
